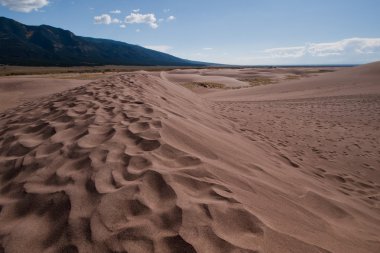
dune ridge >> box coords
[0,71,379,253]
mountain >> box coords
[0,17,207,67]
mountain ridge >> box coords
[0,16,207,67]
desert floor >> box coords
[0,63,379,253]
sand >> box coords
[0,63,379,253]
[0,76,91,111]
[205,62,380,101]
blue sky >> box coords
[1,0,380,65]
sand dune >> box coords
[0,76,92,111]
[0,64,379,253]
[161,70,249,88]
[205,62,380,101]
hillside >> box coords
[0,17,205,67]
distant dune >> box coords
[0,63,379,253]
[205,61,380,101]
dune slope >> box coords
[0,72,379,253]
[205,61,380,101]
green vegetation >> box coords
[239,77,276,86]
[285,75,301,80]
[305,69,335,74]
[0,65,186,77]
[181,82,225,89]
[0,65,235,77]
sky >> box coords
[1,0,380,65]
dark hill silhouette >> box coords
[0,17,207,66]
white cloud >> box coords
[0,0,49,12]
[94,14,112,24]
[94,14,120,25]
[167,15,176,21]
[133,9,140,13]
[262,38,380,59]
[307,43,342,56]
[203,47,213,50]
[308,38,380,56]
[144,45,172,53]
[125,12,158,29]
[264,46,306,58]
[112,18,121,24]
[110,9,121,14]
[180,38,380,65]
[94,11,164,30]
